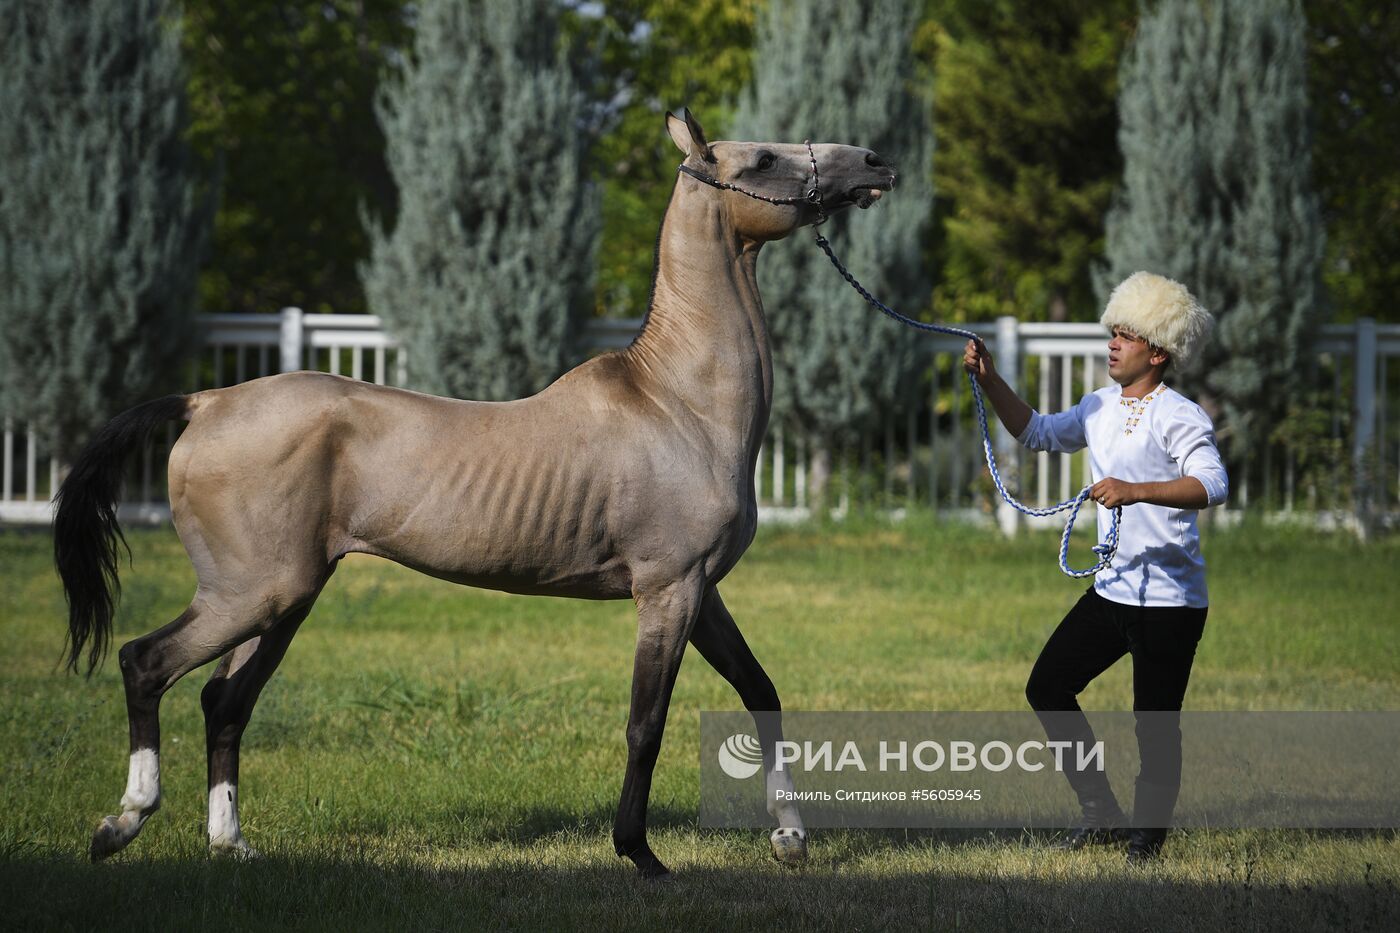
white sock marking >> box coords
[208,782,242,846]
[120,749,160,814]
[768,764,806,833]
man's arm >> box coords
[1090,476,1209,510]
[963,338,1032,438]
[1092,403,1228,511]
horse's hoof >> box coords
[770,827,808,865]
[90,815,129,862]
[635,856,672,880]
[209,838,262,860]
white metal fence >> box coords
[3,310,1396,532]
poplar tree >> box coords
[1100,0,1324,450]
[579,0,759,320]
[932,0,1134,322]
[733,0,934,498]
[1308,1,1400,323]
[362,0,598,401]
[0,0,206,454]
[182,0,410,315]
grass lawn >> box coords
[1,517,1397,931]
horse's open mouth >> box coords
[852,189,883,210]
[849,177,895,210]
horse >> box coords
[54,109,895,878]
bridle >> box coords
[676,139,829,227]
[673,139,1124,579]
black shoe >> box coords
[1051,795,1130,850]
[1126,828,1166,865]
[1052,825,1131,851]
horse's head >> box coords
[666,109,896,242]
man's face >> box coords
[1106,326,1168,385]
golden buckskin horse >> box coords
[55,109,894,878]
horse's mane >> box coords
[630,180,672,345]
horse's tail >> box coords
[54,394,190,675]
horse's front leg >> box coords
[612,570,706,879]
[690,586,807,863]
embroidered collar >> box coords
[1118,383,1165,436]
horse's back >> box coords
[167,365,748,600]
[168,371,635,596]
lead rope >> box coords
[677,143,1121,578]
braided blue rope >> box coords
[812,233,1121,578]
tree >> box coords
[930,0,1135,322]
[732,0,934,500]
[362,0,598,400]
[1100,0,1324,452]
[182,1,410,314]
[571,0,760,318]
[1307,1,1400,322]
[0,0,208,455]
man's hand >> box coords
[1095,476,1211,510]
[962,337,1031,436]
[963,338,996,384]
[1089,477,1139,509]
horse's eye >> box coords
[756,153,776,171]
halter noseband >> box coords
[676,140,828,226]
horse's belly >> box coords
[415,561,634,600]
[344,467,633,599]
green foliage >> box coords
[1307,2,1400,322]
[1101,0,1325,451]
[1268,389,1350,510]
[930,0,1135,322]
[0,0,207,453]
[733,0,934,446]
[574,0,760,318]
[362,0,599,401]
[182,1,409,314]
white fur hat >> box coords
[1100,272,1214,369]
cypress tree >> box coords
[0,1,206,455]
[1100,0,1324,450]
[362,0,598,401]
[733,0,934,499]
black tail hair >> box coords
[53,395,188,675]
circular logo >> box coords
[717,733,764,779]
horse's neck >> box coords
[625,185,773,448]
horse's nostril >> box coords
[865,152,888,168]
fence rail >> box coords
[3,309,1396,533]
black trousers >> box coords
[1025,588,1207,824]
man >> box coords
[963,271,1228,864]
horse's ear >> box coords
[665,111,691,155]
[683,108,715,162]
[666,108,714,162]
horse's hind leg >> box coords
[89,604,203,861]
[201,602,314,858]
[88,587,316,862]
[689,586,807,864]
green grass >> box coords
[2,517,1397,931]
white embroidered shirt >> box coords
[1017,384,1228,608]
